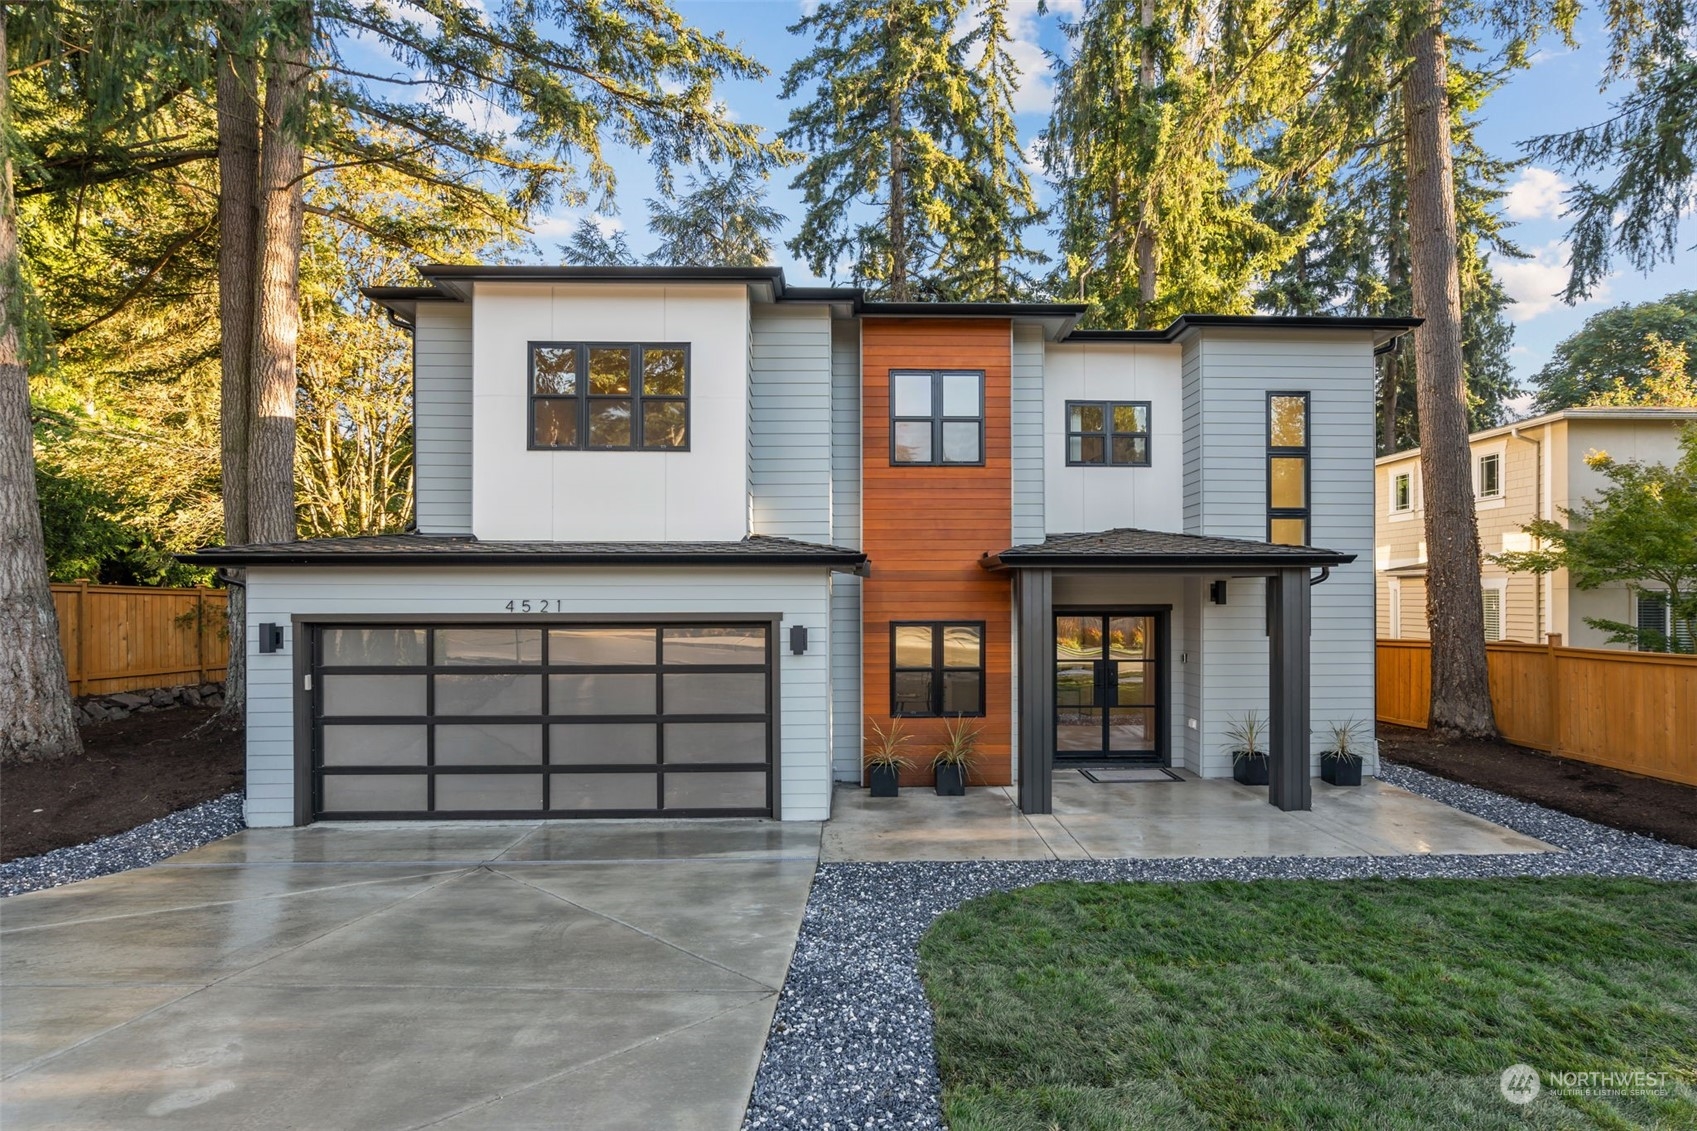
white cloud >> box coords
[957,0,1057,115]
[1043,0,1086,19]
[1496,240,1610,321]
[531,211,623,244]
[1503,167,1570,222]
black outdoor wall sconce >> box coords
[258,623,285,653]
[1209,580,1228,605]
[789,624,808,655]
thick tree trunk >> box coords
[0,16,82,765]
[1404,7,1496,739]
[1134,0,1157,321]
[886,95,908,300]
[216,6,260,722]
[246,3,311,544]
[1378,350,1399,456]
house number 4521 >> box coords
[503,599,566,612]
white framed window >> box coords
[1637,591,1695,653]
[1482,582,1506,642]
[1478,452,1502,498]
[1391,471,1413,513]
[1387,578,1403,640]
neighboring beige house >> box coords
[1375,407,1697,649]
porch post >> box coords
[1016,568,1054,814]
[1268,567,1312,811]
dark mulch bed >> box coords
[1379,723,1697,849]
[1,706,243,863]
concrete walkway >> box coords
[822,770,1555,861]
[1,821,821,1131]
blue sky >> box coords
[409,1,1697,413]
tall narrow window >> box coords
[1478,452,1502,498]
[1392,471,1413,513]
[1637,592,1695,652]
[1267,392,1310,545]
[1387,578,1403,639]
[1482,587,1504,641]
[1066,401,1152,466]
[529,342,689,451]
[890,371,984,465]
[890,622,985,716]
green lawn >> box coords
[917,879,1697,1129]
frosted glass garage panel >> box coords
[662,722,767,764]
[550,673,656,715]
[322,628,426,667]
[663,673,765,715]
[661,626,766,665]
[434,724,543,765]
[549,773,657,811]
[320,725,427,767]
[321,675,427,716]
[549,723,657,764]
[664,772,766,809]
[322,774,428,812]
[435,774,543,811]
[434,628,542,665]
[550,628,656,666]
[434,673,542,715]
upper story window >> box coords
[1066,401,1151,466]
[890,370,983,465]
[891,622,986,717]
[1267,392,1310,546]
[1391,471,1414,512]
[529,342,689,451]
[1477,451,1502,499]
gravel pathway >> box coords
[0,792,245,898]
[742,764,1697,1130]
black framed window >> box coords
[529,342,689,451]
[1267,392,1310,546]
[890,370,984,465]
[890,622,985,716]
[1066,401,1151,466]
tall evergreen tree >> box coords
[781,0,1039,300]
[557,218,638,266]
[647,162,785,267]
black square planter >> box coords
[869,765,900,797]
[1321,756,1362,786]
[1232,755,1270,786]
[934,764,966,796]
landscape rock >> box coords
[73,682,227,727]
[108,693,148,709]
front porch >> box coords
[821,771,1554,861]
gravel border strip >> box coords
[742,764,1697,1130]
[0,792,246,898]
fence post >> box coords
[73,580,89,697]
[1546,633,1562,754]
[196,588,207,684]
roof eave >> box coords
[981,551,1357,571]
[179,549,868,574]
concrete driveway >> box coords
[1,820,821,1130]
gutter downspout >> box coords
[1508,425,1543,640]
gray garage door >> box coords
[310,622,774,819]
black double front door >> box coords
[1054,612,1162,761]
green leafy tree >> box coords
[781,0,1040,300]
[646,162,785,267]
[1586,336,1697,407]
[1531,291,1697,411]
[558,219,638,266]
[1495,429,1697,653]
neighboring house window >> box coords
[1387,578,1403,640]
[1478,452,1502,499]
[1267,392,1310,545]
[1637,592,1695,652]
[1392,471,1413,513]
[1482,586,1504,641]
[891,622,985,716]
[890,370,984,465]
[528,342,689,451]
[1066,401,1151,466]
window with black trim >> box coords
[890,622,985,716]
[529,342,689,451]
[1267,392,1310,546]
[890,370,984,465]
[1066,401,1151,466]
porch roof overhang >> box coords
[981,528,1356,573]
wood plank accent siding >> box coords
[1377,637,1697,786]
[861,319,1014,786]
[51,583,229,696]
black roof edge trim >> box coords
[1061,314,1422,344]
[177,549,868,571]
[982,551,1357,571]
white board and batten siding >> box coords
[1180,328,1380,775]
[829,320,863,783]
[413,302,473,535]
[243,566,835,827]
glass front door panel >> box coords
[1055,662,1096,709]
[1108,707,1156,751]
[1057,707,1104,752]
[1106,616,1152,660]
[1112,662,1153,707]
[1055,613,1161,760]
[1055,616,1104,660]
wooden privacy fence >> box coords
[51,583,229,697]
[1377,636,1697,786]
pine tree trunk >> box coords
[0,15,82,765]
[246,3,311,544]
[216,6,260,723]
[885,30,909,304]
[1404,6,1496,739]
[1134,0,1157,321]
[1378,351,1399,456]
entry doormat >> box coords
[1080,767,1184,784]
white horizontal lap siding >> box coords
[1183,329,1379,774]
[750,305,832,541]
[1011,325,1045,544]
[829,320,862,784]
[242,565,834,826]
[413,303,473,534]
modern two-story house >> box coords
[1374,406,1697,648]
[187,266,1417,827]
